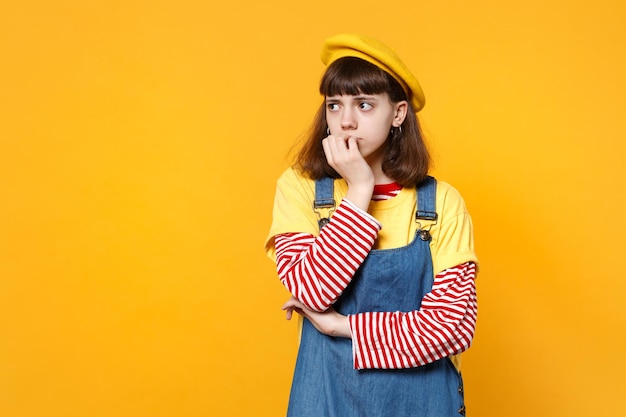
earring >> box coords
[391,125,402,138]
[326,127,330,136]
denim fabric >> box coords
[286,178,465,417]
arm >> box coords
[275,199,381,312]
[284,262,478,370]
[282,296,351,338]
[350,261,477,369]
[272,132,380,311]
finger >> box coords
[321,138,332,162]
[324,135,352,167]
[344,136,358,152]
[334,135,351,150]
[282,296,305,311]
[324,136,341,155]
[335,136,360,159]
[281,295,296,309]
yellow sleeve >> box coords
[430,181,478,274]
[264,168,321,261]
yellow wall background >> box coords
[1,1,625,416]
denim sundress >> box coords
[286,176,466,417]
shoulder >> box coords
[276,167,349,205]
[430,178,478,272]
[266,167,321,257]
[274,166,317,203]
[435,179,469,217]
[277,166,314,189]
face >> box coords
[325,93,407,164]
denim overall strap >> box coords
[416,175,438,222]
[314,177,335,229]
[288,176,466,417]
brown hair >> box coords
[295,57,431,187]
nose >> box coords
[340,108,357,130]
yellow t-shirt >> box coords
[265,167,477,275]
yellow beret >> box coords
[321,33,425,112]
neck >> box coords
[365,144,394,184]
[368,160,394,185]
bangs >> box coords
[320,57,403,99]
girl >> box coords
[265,34,478,417]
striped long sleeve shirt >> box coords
[275,196,477,370]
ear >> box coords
[392,100,408,127]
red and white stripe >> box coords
[371,182,403,201]
[274,187,478,370]
[275,199,381,312]
[349,262,477,370]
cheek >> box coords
[370,119,392,135]
[325,111,338,126]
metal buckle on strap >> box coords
[314,199,335,229]
[415,210,438,221]
[415,211,437,241]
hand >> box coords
[322,135,374,210]
[281,296,351,338]
[322,135,373,185]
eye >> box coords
[327,103,340,111]
[359,102,374,110]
